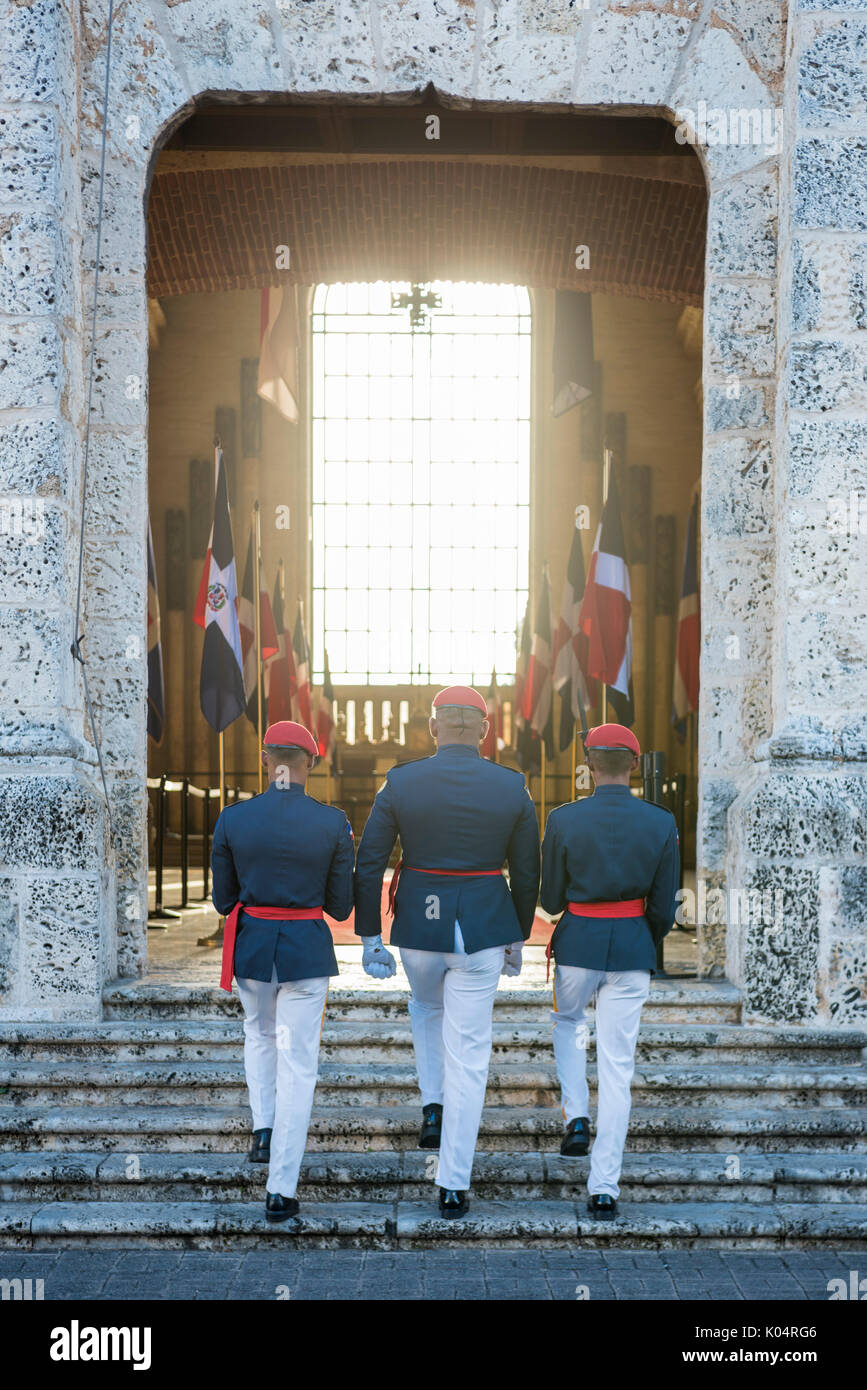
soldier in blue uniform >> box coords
[211,720,354,1223]
[541,723,679,1220]
[354,685,541,1219]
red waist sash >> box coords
[220,904,324,992]
[546,899,646,981]
[387,859,503,916]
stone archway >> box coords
[8,3,862,1028]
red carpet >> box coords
[325,880,554,945]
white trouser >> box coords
[551,964,651,1199]
[235,969,330,1198]
[400,922,505,1192]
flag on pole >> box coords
[293,601,313,730]
[552,291,595,417]
[552,519,596,750]
[481,668,503,761]
[239,527,279,729]
[146,517,165,744]
[577,467,635,726]
[316,649,336,761]
[521,567,556,758]
[257,286,299,424]
[265,567,297,724]
[193,447,246,733]
[672,487,700,741]
[514,602,539,773]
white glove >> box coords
[501,941,524,977]
[362,934,397,979]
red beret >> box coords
[432,685,488,716]
[585,723,641,756]
[263,721,319,757]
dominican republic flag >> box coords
[316,649,335,761]
[146,517,165,744]
[239,525,279,729]
[481,668,503,762]
[293,601,313,731]
[552,519,596,750]
[514,602,539,773]
[521,567,556,758]
[552,291,595,417]
[193,448,246,733]
[672,488,700,741]
[578,467,635,726]
[258,286,299,424]
[266,567,297,724]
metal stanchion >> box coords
[180,776,190,908]
[148,774,181,925]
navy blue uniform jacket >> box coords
[541,784,679,973]
[211,781,355,983]
[354,743,541,953]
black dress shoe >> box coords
[560,1116,590,1158]
[265,1193,300,1222]
[248,1127,272,1163]
[418,1102,443,1150]
[439,1188,469,1219]
[587,1193,618,1220]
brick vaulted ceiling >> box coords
[147,100,707,305]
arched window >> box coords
[311,281,531,684]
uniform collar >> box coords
[266,780,305,794]
[592,783,632,795]
[434,743,480,758]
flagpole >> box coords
[601,446,612,724]
[218,729,225,812]
[570,728,577,801]
[541,740,547,828]
[325,759,332,806]
[254,501,264,793]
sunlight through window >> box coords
[311,281,531,685]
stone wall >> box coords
[0,0,864,1025]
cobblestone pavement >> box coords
[1,1249,860,1300]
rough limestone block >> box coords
[0,418,75,503]
[79,152,148,282]
[787,338,867,413]
[702,618,767,679]
[84,666,146,768]
[0,209,63,317]
[0,775,108,874]
[787,416,867,499]
[83,533,146,629]
[80,0,192,161]
[0,0,77,113]
[700,681,770,772]
[740,866,820,1024]
[106,771,147,981]
[707,164,778,279]
[786,504,867,608]
[0,607,68,724]
[376,0,477,97]
[704,382,770,432]
[23,876,102,1008]
[163,0,287,96]
[519,0,590,37]
[0,877,20,1006]
[798,16,867,129]
[0,503,70,605]
[791,237,822,332]
[741,774,867,863]
[711,0,786,84]
[83,429,147,537]
[785,610,867,713]
[698,778,738,869]
[0,108,59,205]
[578,9,692,105]
[86,325,148,430]
[670,26,781,181]
[840,716,867,760]
[0,318,61,410]
[477,0,577,102]
[706,280,775,378]
[793,235,861,333]
[850,239,867,327]
[274,0,378,95]
[703,540,774,625]
[824,937,867,1026]
[703,437,772,537]
[794,137,867,231]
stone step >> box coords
[2,1059,863,1108]
[3,1198,865,1249]
[102,979,743,1024]
[2,1103,864,1152]
[2,1150,866,1205]
[3,1020,863,1065]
